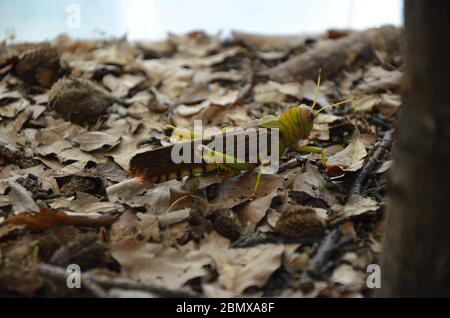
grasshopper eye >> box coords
[307,110,315,122]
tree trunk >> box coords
[379,0,450,297]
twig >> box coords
[90,276,198,298]
[36,263,198,298]
[300,229,353,288]
[230,231,320,248]
[350,129,395,195]
[37,263,107,298]
[32,193,65,201]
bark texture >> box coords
[261,26,401,82]
[379,0,450,297]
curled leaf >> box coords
[6,208,117,230]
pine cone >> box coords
[211,209,242,241]
[15,46,62,88]
[48,77,115,125]
[275,206,326,238]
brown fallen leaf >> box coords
[35,121,79,157]
[253,81,302,104]
[49,191,123,214]
[301,79,330,107]
[57,147,106,164]
[106,178,147,205]
[5,208,117,230]
[342,194,379,218]
[106,178,179,213]
[0,98,30,118]
[358,69,402,93]
[351,95,381,113]
[239,175,283,224]
[209,171,283,224]
[92,39,137,66]
[291,163,341,206]
[200,232,284,293]
[7,179,39,213]
[73,131,121,152]
[330,264,364,287]
[158,209,191,228]
[111,239,211,289]
[378,94,401,117]
[327,138,368,172]
[102,74,146,99]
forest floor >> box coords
[0,27,401,297]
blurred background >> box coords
[0,0,403,42]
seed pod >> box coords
[15,46,63,88]
[48,77,115,125]
[211,209,242,241]
[275,206,326,238]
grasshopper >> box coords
[130,72,354,196]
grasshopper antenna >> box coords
[314,96,358,115]
[311,69,322,111]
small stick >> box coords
[230,231,320,248]
[90,276,198,298]
[300,229,353,286]
[37,263,107,298]
[350,129,394,195]
[36,263,198,298]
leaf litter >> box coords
[0,28,400,297]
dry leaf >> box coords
[49,192,123,214]
[74,132,121,152]
[102,74,145,98]
[7,179,39,213]
[111,240,211,289]
[158,209,190,228]
[327,139,367,172]
[253,81,302,104]
[0,99,30,118]
[331,264,364,286]
[201,232,284,293]
[106,178,147,206]
[210,171,283,224]
[57,147,105,164]
[239,175,283,224]
[351,95,381,112]
[291,163,340,206]
[343,195,379,217]
[6,208,117,230]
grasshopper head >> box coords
[278,104,315,146]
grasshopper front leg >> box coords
[253,159,273,195]
[295,145,328,167]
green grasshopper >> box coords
[130,72,353,196]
